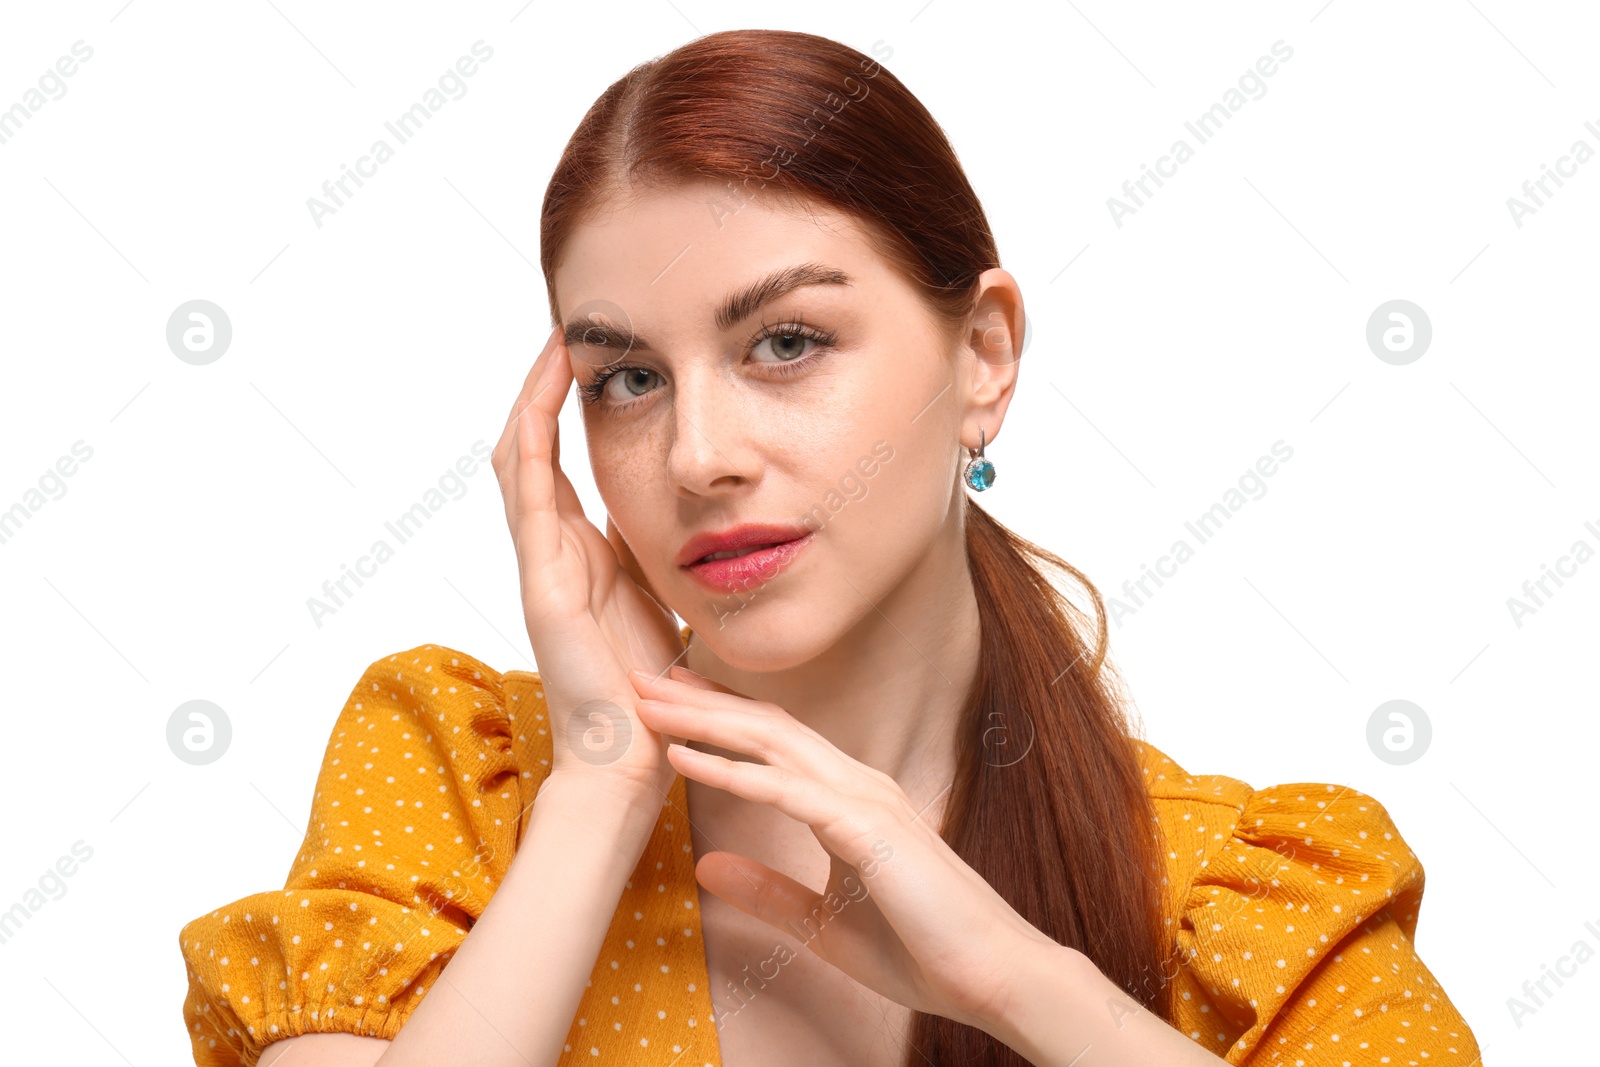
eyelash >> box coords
[576,319,838,408]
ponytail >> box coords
[902,499,1173,1063]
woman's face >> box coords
[552,179,1015,672]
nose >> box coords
[665,364,760,498]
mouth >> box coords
[678,523,815,593]
[696,542,791,563]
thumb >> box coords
[696,851,826,940]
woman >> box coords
[177,29,1482,1067]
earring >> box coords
[963,427,996,491]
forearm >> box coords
[982,941,1230,1067]
[372,773,662,1067]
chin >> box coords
[687,598,833,674]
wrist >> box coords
[975,937,1098,1056]
[533,770,665,854]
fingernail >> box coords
[629,668,654,683]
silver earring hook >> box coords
[962,425,996,491]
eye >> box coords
[751,326,820,364]
[602,366,662,403]
[576,319,837,409]
[747,321,837,372]
[578,363,662,407]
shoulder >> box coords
[177,643,552,1065]
[300,640,560,884]
[1129,735,1423,921]
[339,641,532,733]
[1128,735,1254,811]
[1128,737,1479,1063]
[325,643,553,820]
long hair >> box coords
[537,29,1174,1061]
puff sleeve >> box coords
[1172,782,1483,1065]
[177,645,535,1066]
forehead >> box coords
[552,180,893,327]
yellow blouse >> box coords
[178,632,1483,1065]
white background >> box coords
[1,1,1593,1063]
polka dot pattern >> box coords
[177,639,720,1066]
[1139,745,1483,1063]
[178,630,1480,1065]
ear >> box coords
[960,266,1024,451]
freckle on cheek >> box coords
[590,428,666,562]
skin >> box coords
[252,178,1230,1067]
[555,177,1021,789]
[551,182,1228,1066]
[548,177,1025,1063]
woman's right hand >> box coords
[490,325,688,802]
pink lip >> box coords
[676,522,813,567]
[682,531,814,593]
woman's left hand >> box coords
[628,664,1063,1033]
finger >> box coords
[694,851,839,949]
[507,333,573,573]
[549,383,561,467]
[532,342,589,520]
[495,324,562,467]
[641,686,906,807]
[665,746,893,872]
[667,663,737,694]
[644,697,807,776]
[547,420,590,522]
[669,748,974,961]
[639,669,754,705]
[528,327,573,422]
[653,704,887,812]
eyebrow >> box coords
[562,262,854,354]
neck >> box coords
[683,511,980,820]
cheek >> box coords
[880,441,949,530]
[586,416,663,530]
[855,372,958,512]
[811,428,951,554]
[802,354,957,544]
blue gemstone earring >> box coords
[963,427,996,491]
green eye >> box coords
[575,320,838,409]
[752,329,815,363]
[578,364,661,406]
[613,367,660,398]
